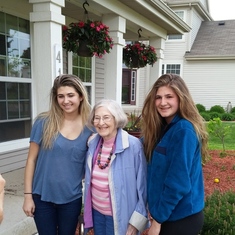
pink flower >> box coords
[62,25,68,31]
[90,22,95,28]
[78,21,85,28]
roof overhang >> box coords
[63,0,191,40]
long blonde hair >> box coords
[38,74,91,149]
[142,74,209,161]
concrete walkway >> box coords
[1,168,37,235]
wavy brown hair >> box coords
[142,74,209,162]
[38,74,91,149]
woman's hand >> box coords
[23,195,35,217]
[126,224,138,235]
[148,219,161,235]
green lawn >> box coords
[207,122,235,150]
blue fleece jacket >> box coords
[147,114,204,223]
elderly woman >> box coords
[83,99,148,235]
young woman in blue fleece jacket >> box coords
[141,74,209,235]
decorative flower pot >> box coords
[130,56,145,68]
[127,131,142,138]
[77,40,93,57]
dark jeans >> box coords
[160,211,204,235]
[33,194,82,235]
[92,208,114,235]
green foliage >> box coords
[209,112,221,120]
[231,107,235,114]
[124,112,142,132]
[210,105,225,114]
[200,112,211,121]
[220,113,235,121]
[196,103,206,112]
[199,190,235,235]
[207,118,231,152]
[62,20,114,57]
[123,42,157,68]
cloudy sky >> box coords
[209,0,235,20]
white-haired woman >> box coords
[84,99,148,235]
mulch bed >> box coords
[203,150,235,197]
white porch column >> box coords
[102,15,126,105]
[149,37,165,88]
[29,0,65,115]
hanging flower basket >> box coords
[77,40,93,57]
[123,42,157,68]
[62,19,114,58]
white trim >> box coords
[0,138,30,154]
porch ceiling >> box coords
[63,0,190,41]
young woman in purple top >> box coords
[22,74,93,235]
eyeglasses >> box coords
[93,115,113,124]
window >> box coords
[0,12,31,78]
[122,69,137,105]
[167,11,184,41]
[162,64,181,75]
[72,54,92,103]
[0,12,31,143]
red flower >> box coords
[78,21,85,27]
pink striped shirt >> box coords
[91,137,115,215]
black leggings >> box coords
[160,211,204,235]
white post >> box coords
[29,0,65,116]
[102,15,126,105]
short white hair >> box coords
[88,99,128,128]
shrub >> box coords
[220,113,234,121]
[199,190,235,235]
[210,105,225,114]
[196,104,206,113]
[200,112,210,121]
[231,107,235,114]
[209,112,221,120]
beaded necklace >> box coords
[97,138,115,170]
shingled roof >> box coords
[185,20,235,59]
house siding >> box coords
[183,60,235,110]
[190,10,202,49]
[0,148,28,174]
[94,57,105,102]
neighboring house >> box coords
[0,0,190,172]
[162,0,235,110]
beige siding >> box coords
[183,60,235,110]
[95,58,105,102]
[0,148,28,173]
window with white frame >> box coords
[0,12,31,143]
[162,64,181,75]
[167,11,184,40]
[72,54,92,103]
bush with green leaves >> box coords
[200,112,211,121]
[231,107,235,114]
[196,104,206,113]
[220,113,235,121]
[209,112,221,120]
[199,190,235,235]
[210,105,225,114]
